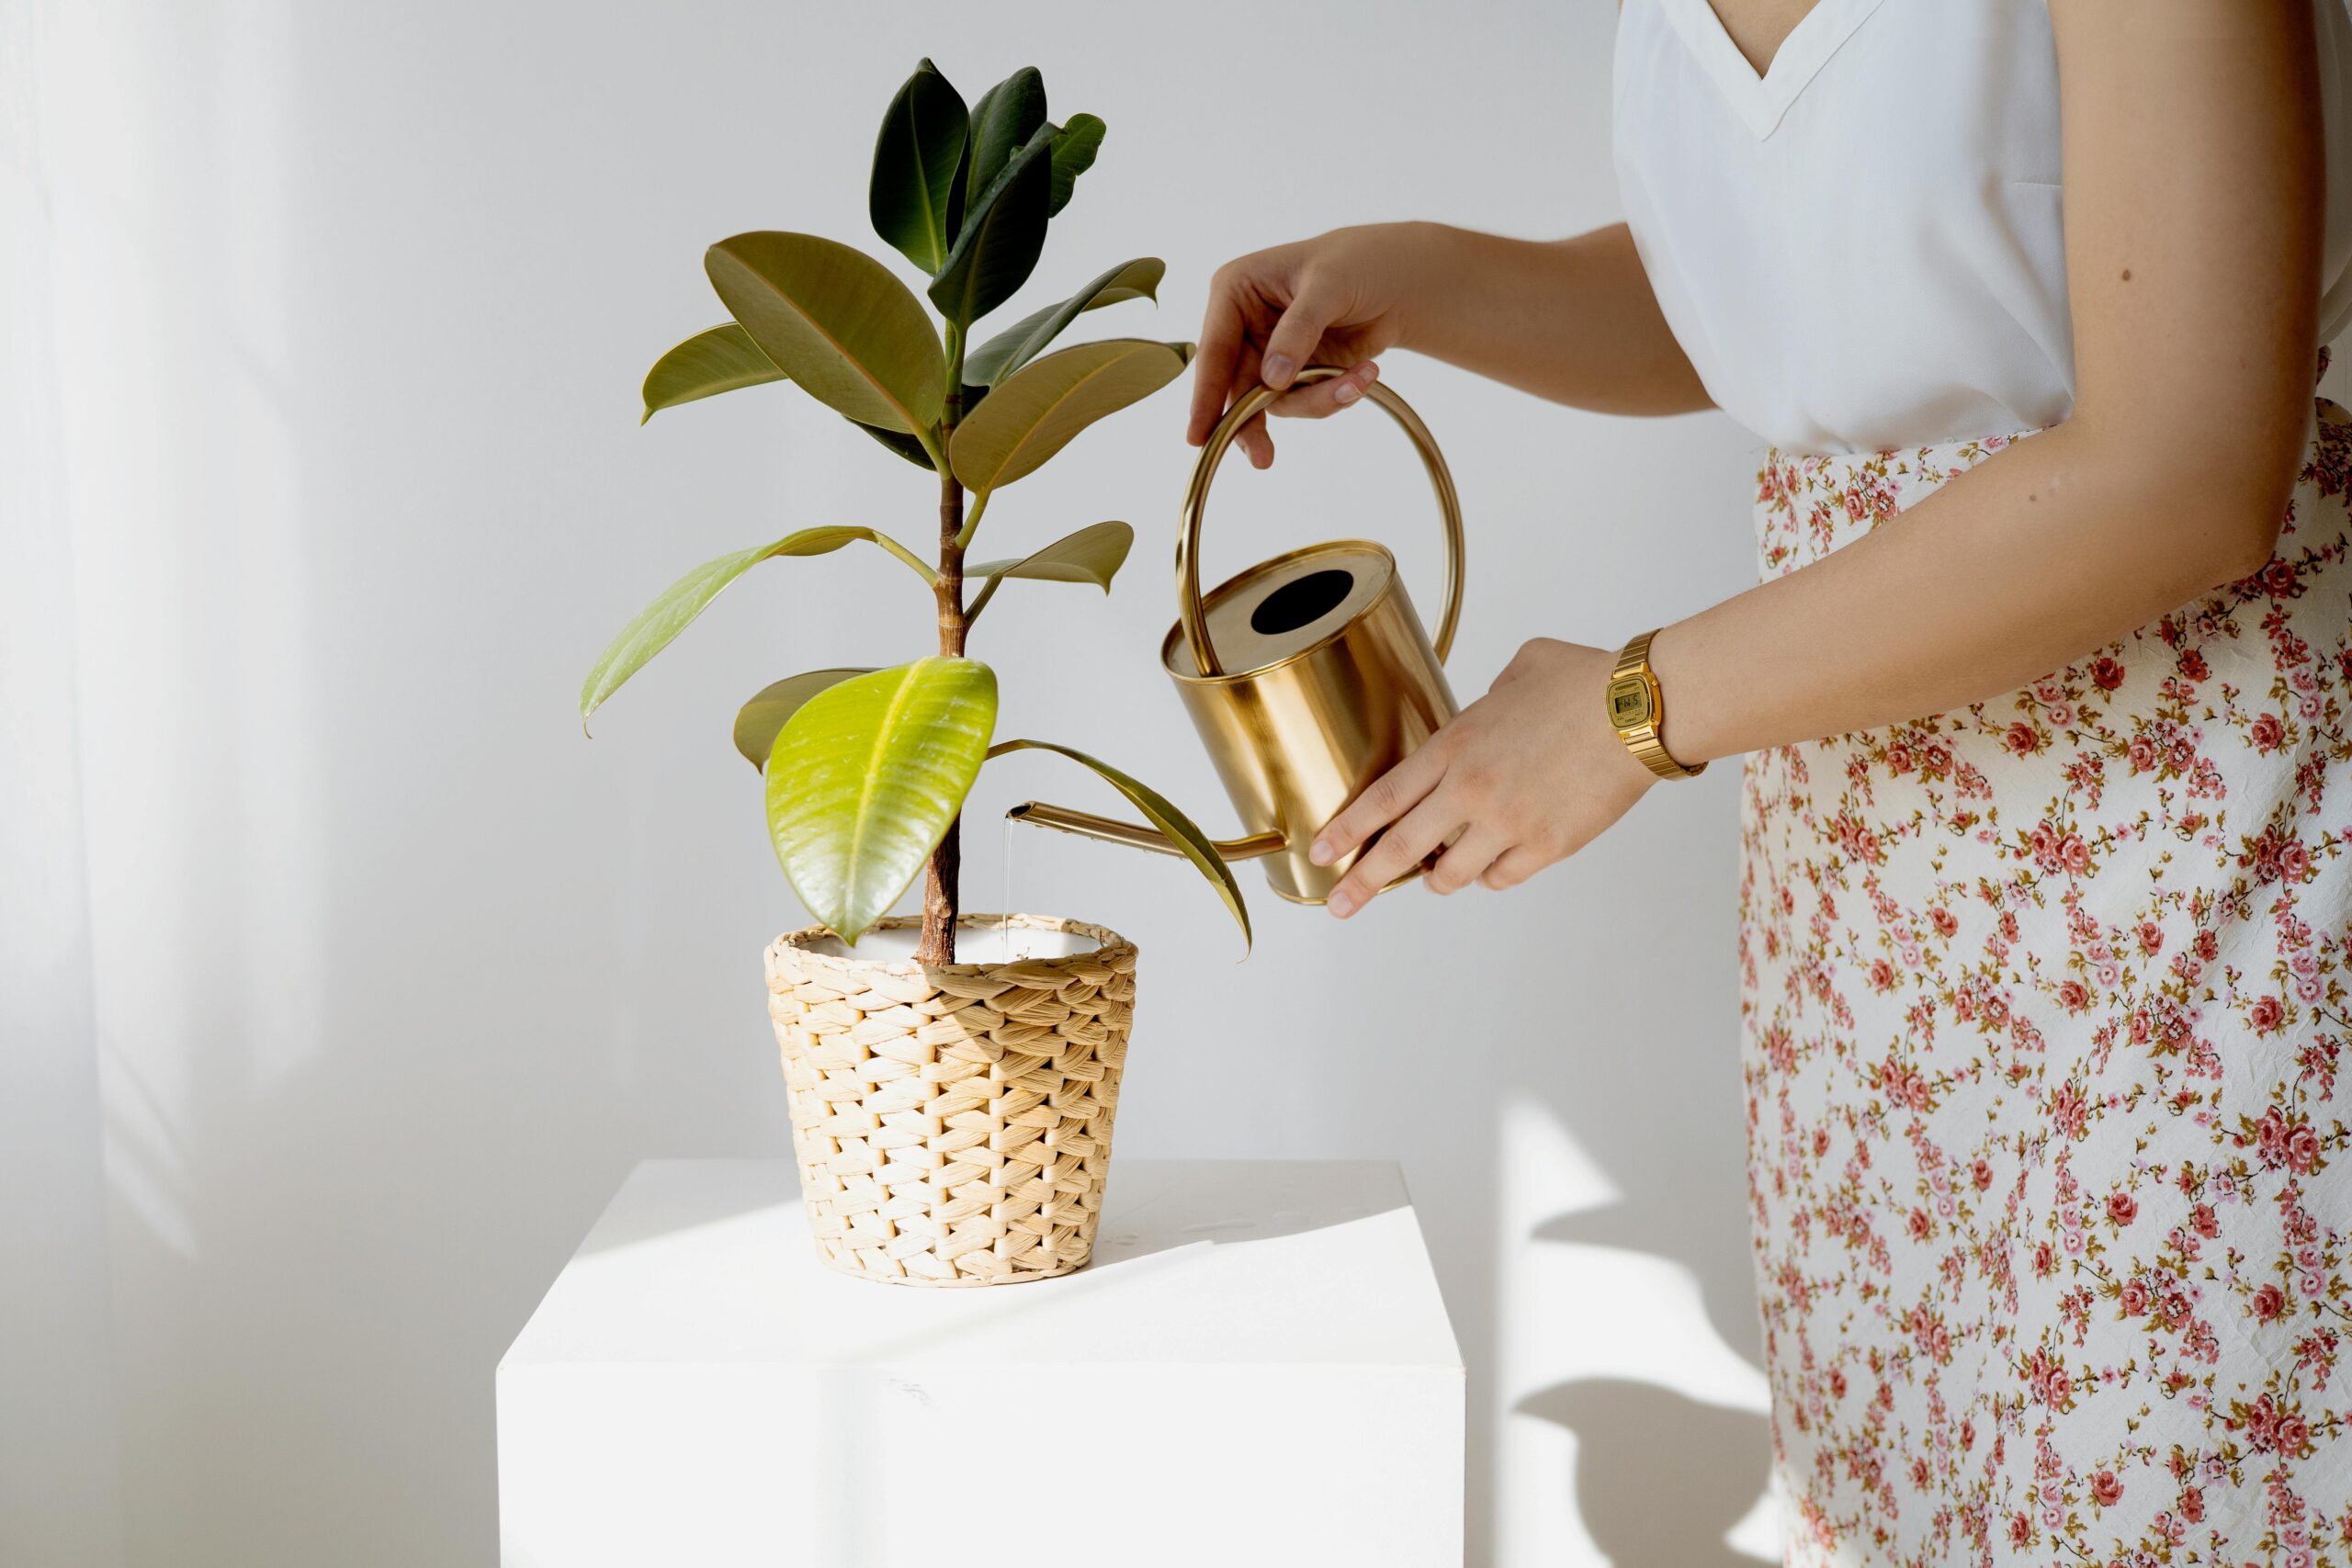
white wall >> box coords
[16,2,1772,1563]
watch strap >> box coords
[1607,628,1706,780]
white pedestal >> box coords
[498,1158,1463,1567]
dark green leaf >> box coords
[1046,113,1104,216]
[769,659,999,944]
[849,382,983,469]
[868,59,968,275]
[927,125,1052,329]
[953,67,1046,241]
[733,669,873,770]
[641,323,785,423]
[988,739,1251,952]
[850,418,939,470]
[965,258,1163,387]
[705,231,944,434]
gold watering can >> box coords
[1010,367,1464,905]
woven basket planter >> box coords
[763,914,1137,1287]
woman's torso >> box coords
[1611,0,2352,455]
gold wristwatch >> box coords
[1606,628,1706,780]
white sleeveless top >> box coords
[1612,0,2352,454]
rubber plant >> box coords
[582,61,1249,964]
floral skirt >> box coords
[1740,401,2352,1567]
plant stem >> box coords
[868,530,942,585]
[916,366,968,966]
[954,489,989,550]
[963,570,1003,626]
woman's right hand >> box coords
[1186,222,1442,468]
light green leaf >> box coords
[965,258,1163,387]
[705,231,944,436]
[579,527,933,727]
[969,522,1133,598]
[951,338,1192,491]
[1046,113,1104,216]
[869,59,968,275]
[732,669,873,770]
[928,124,1052,329]
[987,739,1251,952]
[767,659,999,945]
[953,67,1046,240]
[640,323,785,423]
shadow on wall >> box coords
[1517,1377,1771,1568]
[1443,773,1772,1565]
[1531,1200,1765,1379]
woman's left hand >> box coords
[1310,638,1659,917]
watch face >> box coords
[1607,676,1653,728]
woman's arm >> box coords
[1188,220,1711,468]
[1310,0,2324,917]
[1370,223,1713,414]
[1653,0,2321,755]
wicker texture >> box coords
[764,915,1136,1287]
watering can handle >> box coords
[1178,367,1465,679]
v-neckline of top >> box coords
[1654,0,1889,139]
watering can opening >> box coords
[1010,368,1465,907]
[1253,568,1355,637]
[1159,541,1401,684]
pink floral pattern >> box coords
[1742,398,2352,1567]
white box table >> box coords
[499,1158,1463,1567]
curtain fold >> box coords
[0,9,130,1565]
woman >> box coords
[1190,3,2352,1562]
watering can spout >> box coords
[1007,802,1287,863]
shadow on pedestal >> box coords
[1091,1159,1408,1269]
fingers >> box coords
[1238,414,1274,468]
[1258,282,1340,390]
[1187,248,1368,464]
[1230,343,1275,468]
[1325,794,1460,919]
[1479,846,1546,892]
[1426,828,1506,896]
[1269,360,1377,421]
[1187,271,1249,446]
[1311,744,1445,869]
[1229,359,1375,466]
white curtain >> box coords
[0,7,129,1563]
